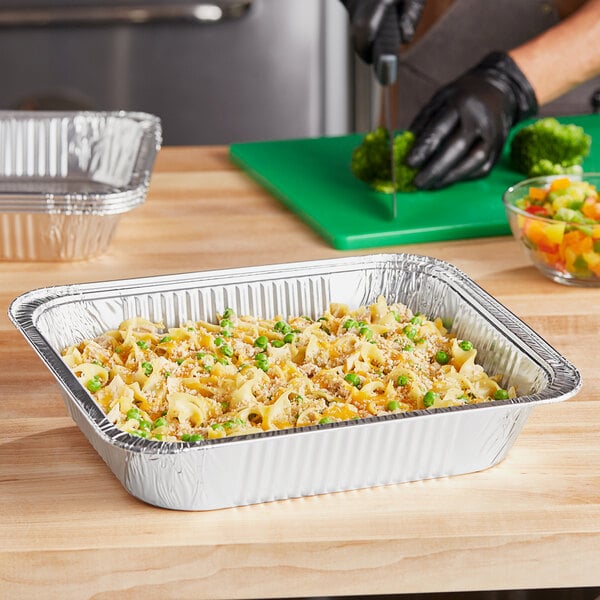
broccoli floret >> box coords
[351,127,419,193]
[510,117,591,177]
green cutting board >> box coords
[229,115,600,250]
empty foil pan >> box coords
[9,254,581,510]
[0,110,162,261]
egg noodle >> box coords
[61,296,514,443]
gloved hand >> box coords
[341,0,426,64]
[405,51,538,190]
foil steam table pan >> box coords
[9,253,581,511]
[0,110,162,261]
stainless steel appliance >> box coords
[0,0,353,145]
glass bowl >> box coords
[503,173,600,287]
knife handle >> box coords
[373,4,400,86]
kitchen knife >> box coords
[373,5,400,220]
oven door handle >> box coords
[0,2,253,27]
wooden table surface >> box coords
[1,146,599,600]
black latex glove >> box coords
[406,51,538,190]
[341,0,426,63]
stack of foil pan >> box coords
[8,254,582,510]
[0,110,162,261]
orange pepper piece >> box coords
[528,186,548,201]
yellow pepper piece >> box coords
[549,177,571,192]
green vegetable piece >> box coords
[459,340,473,351]
[423,391,439,408]
[220,318,233,329]
[142,361,153,376]
[274,321,292,334]
[222,308,234,319]
[319,417,334,424]
[188,434,203,442]
[86,375,102,393]
[221,345,234,357]
[159,336,172,343]
[387,400,400,411]
[403,325,417,340]
[344,372,361,388]
[211,423,224,431]
[494,388,510,400]
[271,340,285,348]
[396,375,409,387]
[350,127,419,193]
[138,420,152,432]
[126,408,141,421]
[254,336,268,350]
[510,117,591,177]
[181,433,191,441]
[283,333,295,344]
[435,350,450,365]
[136,340,148,350]
[152,417,167,429]
[343,319,359,329]
[359,326,373,339]
[214,337,223,347]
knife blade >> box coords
[373,6,400,220]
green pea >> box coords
[410,314,423,325]
[86,375,102,393]
[220,318,233,329]
[138,420,152,432]
[175,358,184,365]
[274,321,291,334]
[126,408,141,421]
[189,434,203,442]
[387,400,400,411]
[196,352,206,360]
[181,433,191,441]
[153,417,167,429]
[142,361,153,376]
[403,345,414,352]
[396,375,409,387]
[159,336,171,343]
[283,333,295,344]
[215,357,229,365]
[130,430,148,438]
[344,372,361,388]
[435,351,450,365]
[115,346,122,354]
[459,340,474,351]
[211,423,224,431]
[214,337,223,347]
[221,345,234,357]
[319,417,333,424]
[494,388,510,400]
[342,319,358,329]
[403,325,417,340]
[272,340,285,348]
[423,391,439,408]
[136,340,148,349]
[254,336,268,350]
[222,308,234,319]
[359,326,373,339]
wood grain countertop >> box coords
[1,146,599,599]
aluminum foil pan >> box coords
[0,110,162,261]
[9,254,581,510]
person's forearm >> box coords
[509,0,600,106]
